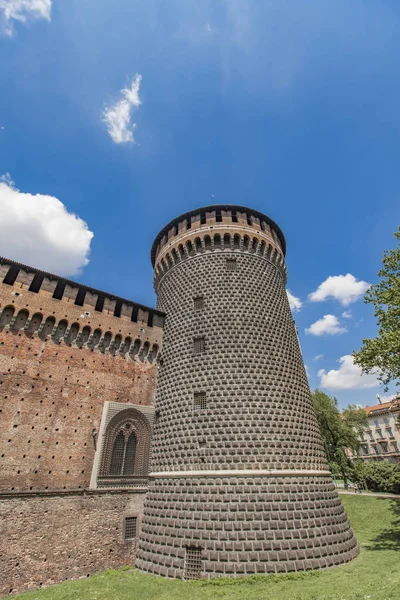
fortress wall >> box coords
[0,490,145,596]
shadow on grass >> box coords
[369,498,400,551]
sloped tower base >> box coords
[137,475,358,578]
[137,205,359,579]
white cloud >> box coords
[313,354,324,361]
[103,75,142,144]
[304,364,311,378]
[305,314,347,336]
[0,174,93,276]
[318,355,380,390]
[0,0,51,36]
[342,310,352,318]
[287,290,302,313]
[309,274,369,306]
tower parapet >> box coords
[137,204,359,579]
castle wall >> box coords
[0,259,164,594]
[0,490,145,596]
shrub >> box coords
[354,460,400,494]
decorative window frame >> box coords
[90,401,154,490]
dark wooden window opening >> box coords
[3,266,20,285]
[226,258,237,272]
[74,288,86,306]
[28,274,44,293]
[193,296,204,311]
[52,280,66,300]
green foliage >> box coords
[312,390,368,483]
[354,459,400,494]
[13,496,400,600]
[353,226,400,390]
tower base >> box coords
[136,473,359,579]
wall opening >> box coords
[28,274,44,293]
[194,392,207,411]
[124,516,138,540]
[3,266,20,285]
[184,547,202,580]
[52,280,66,300]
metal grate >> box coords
[193,337,205,354]
[226,258,237,271]
[124,516,137,540]
[184,546,202,580]
[194,392,207,411]
[193,296,204,311]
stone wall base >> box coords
[136,475,359,578]
[0,490,145,596]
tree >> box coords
[354,460,400,494]
[312,390,368,485]
[353,226,400,390]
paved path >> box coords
[338,490,400,499]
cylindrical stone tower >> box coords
[136,205,359,579]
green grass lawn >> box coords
[13,495,400,600]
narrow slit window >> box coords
[52,280,66,300]
[193,337,205,354]
[194,392,207,411]
[226,258,237,272]
[184,547,202,580]
[124,516,137,540]
[3,266,20,285]
[247,214,252,226]
[200,213,206,225]
[114,300,122,318]
[28,274,44,293]
[231,210,238,223]
[216,210,222,222]
[147,312,154,327]
[186,217,192,230]
[193,296,204,311]
[131,307,139,322]
[74,288,86,306]
[95,295,105,312]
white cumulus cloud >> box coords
[313,354,324,361]
[318,355,380,390]
[0,0,51,36]
[305,314,347,336]
[309,274,369,306]
[0,174,93,276]
[342,310,352,318]
[287,289,302,313]
[103,75,142,144]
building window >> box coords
[124,516,138,540]
[381,442,389,453]
[376,429,383,439]
[98,408,151,486]
[193,296,204,311]
[52,280,66,300]
[392,442,399,452]
[387,428,394,438]
[368,431,374,440]
[226,258,237,272]
[383,418,389,425]
[194,392,207,411]
[28,274,44,293]
[193,337,205,354]
[374,420,379,426]
[184,547,202,580]
[231,210,238,223]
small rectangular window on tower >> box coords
[194,391,207,411]
[124,516,137,540]
[28,274,44,293]
[52,280,66,300]
[226,258,237,272]
[193,337,205,354]
[184,547,202,580]
[193,296,204,311]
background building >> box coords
[350,397,400,462]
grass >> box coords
[13,495,400,600]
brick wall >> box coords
[0,490,145,596]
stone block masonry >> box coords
[136,205,359,578]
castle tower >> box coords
[136,205,359,579]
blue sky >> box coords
[0,1,399,408]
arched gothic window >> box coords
[109,426,137,475]
[98,408,151,487]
